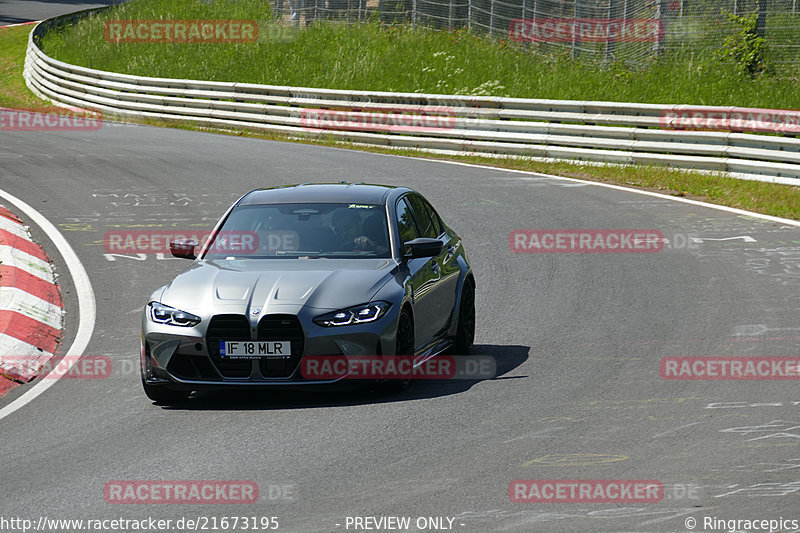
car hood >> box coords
[158,258,398,313]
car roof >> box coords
[238,183,408,206]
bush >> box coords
[714,11,770,77]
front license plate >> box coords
[220,341,291,359]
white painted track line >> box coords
[372,151,800,228]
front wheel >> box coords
[452,278,475,355]
[141,378,190,404]
[377,308,414,393]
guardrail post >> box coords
[757,0,767,38]
[606,0,620,64]
[448,0,454,29]
[656,0,667,56]
[571,0,580,60]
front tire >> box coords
[377,308,414,393]
[141,378,190,404]
[140,344,190,403]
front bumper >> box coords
[141,306,399,388]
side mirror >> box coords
[170,238,199,259]
[404,238,443,259]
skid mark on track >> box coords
[522,454,628,467]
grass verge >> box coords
[0,24,51,109]
[2,18,800,220]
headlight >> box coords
[313,301,391,327]
[148,302,201,327]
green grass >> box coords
[0,25,51,109]
[37,0,800,108]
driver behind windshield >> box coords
[331,208,385,253]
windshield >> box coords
[202,203,391,259]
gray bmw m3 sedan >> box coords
[140,183,475,402]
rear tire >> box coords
[452,278,475,355]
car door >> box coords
[418,196,461,330]
[396,196,441,350]
[405,194,456,339]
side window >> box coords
[406,195,438,239]
[421,198,443,236]
[396,198,420,245]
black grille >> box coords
[206,314,253,378]
[257,314,305,378]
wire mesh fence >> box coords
[270,0,800,66]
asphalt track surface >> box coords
[0,0,125,26]
[2,117,800,532]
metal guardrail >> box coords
[22,10,800,184]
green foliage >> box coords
[0,25,49,108]
[714,11,770,77]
